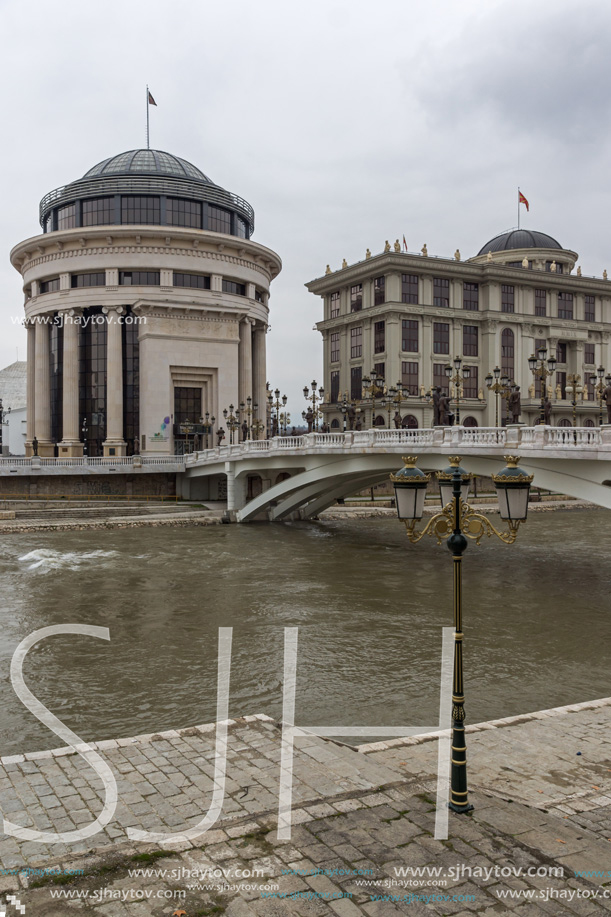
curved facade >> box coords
[12,150,281,457]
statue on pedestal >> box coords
[544,397,552,425]
[507,386,521,423]
[432,386,442,426]
[604,384,611,423]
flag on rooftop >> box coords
[148,91,157,106]
[518,190,529,211]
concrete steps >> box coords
[3,501,208,521]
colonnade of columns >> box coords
[238,317,267,429]
[26,307,126,457]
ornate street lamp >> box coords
[445,357,471,426]
[484,367,512,428]
[362,370,385,429]
[528,345,557,424]
[222,404,240,445]
[201,412,216,449]
[391,454,533,813]
[565,374,584,434]
[268,388,287,437]
[303,380,324,431]
[589,366,611,427]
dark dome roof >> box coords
[82,149,212,183]
[478,229,562,256]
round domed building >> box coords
[11,149,281,456]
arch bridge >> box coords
[181,425,611,522]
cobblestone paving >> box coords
[3,702,611,915]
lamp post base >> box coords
[448,801,474,814]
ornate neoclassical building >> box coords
[308,229,611,428]
[11,149,281,456]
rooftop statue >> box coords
[421,243,428,256]
[384,240,391,253]
[394,239,401,252]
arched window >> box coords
[558,419,571,427]
[374,415,385,426]
[584,419,595,427]
[331,418,340,428]
[401,415,418,428]
[463,416,478,427]
[276,472,291,484]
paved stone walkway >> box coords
[3,702,611,914]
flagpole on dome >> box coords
[146,85,150,149]
[518,186,520,230]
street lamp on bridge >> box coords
[589,366,611,427]
[484,367,512,428]
[391,454,533,814]
[445,357,471,426]
[223,404,240,445]
[528,346,557,424]
[361,370,385,429]
[268,388,287,436]
[303,381,324,431]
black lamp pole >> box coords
[447,466,472,813]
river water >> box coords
[1,509,610,755]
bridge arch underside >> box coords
[188,453,611,522]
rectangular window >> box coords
[350,284,363,312]
[401,361,418,395]
[464,366,478,399]
[254,290,264,303]
[546,261,564,273]
[585,295,595,321]
[173,272,211,289]
[501,284,514,313]
[585,343,595,364]
[350,326,362,358]
[167,198,202,228]
[39,278,60,293]
[119,271,160,286]
[587,376,596,401]
[330,371,340,403]
[174,386,202,424]
[222,279,246,296]
[507,260,532,269]
[374,276,385,306]
[57,204,76,230]
[433,363,447,391]
[463,325,478,357]
[556,341,567,363]
[433,277,449,307]
[373,362,385,381]
[433,322,450,354]
[82,197,114,226]
[71,273,106,288]
[208,206,231,234]
[463,282,479,311]
[121,196,160,225]
[330,331,340,363]
[556,371,567,399]
[401,274,418,304]
[535,289,546,317]
[350,366,362,400]
[402,319,418,352]
[558,292,573,319]
[330,291,340,317]
[374,320,385,354]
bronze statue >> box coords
[432,387,442,426]
[543,397,552,425]
[439,392,451,425]
[604,384,611,423]
[216,427,225,445]
[507,386,521,423]
[305,408,314,433]
[346,404,356,431]
[393,410,402,429]
[241,420,248,441]
[32,436,38,456]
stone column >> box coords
[103,306,127,456]
[252,323,267,431]
[238,318,253,405]
[25,321,36,455]
[34,318,53,456]
[59,310,83,456]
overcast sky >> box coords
[2,0,610,416]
